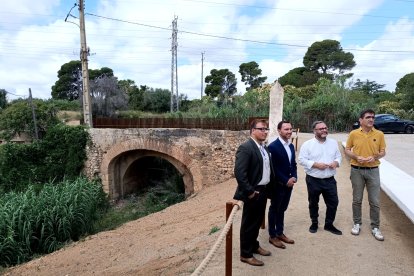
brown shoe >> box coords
[269,237,286,249]
[277,234,294,244]
[255,246,271,256]
[240,256,264,266]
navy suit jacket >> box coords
[233,138,275,202]
[268,138,297,187]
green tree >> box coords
[0,89,7,110]
[51,61,115,101]
[141,88,171,113]
[204,69,237,99]
[352,79,385,94]
[89,67,114,80]
[239,61,267,91]
[0,99,60,141]
[51,60,82,101]
[303,40,356,79]
[278,67,320,87]
[119,79,146,110]
[395,73,414,110]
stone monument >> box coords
[268,80,284,144]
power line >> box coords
[85,12,414,54]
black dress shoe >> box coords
[324,224,342,235]
[309,222,318,233]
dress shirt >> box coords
[298,137,342,179]
[279,137,292,163]
[252,138,271,185]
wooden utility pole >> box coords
[201,52,205,99]
[28,88,39,140]
[79,0,93,127]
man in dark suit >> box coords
[233,119,274,266]
[268,120,297,249]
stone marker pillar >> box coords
[268,81,284,144]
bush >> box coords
[0,124,89,193]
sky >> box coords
[1,0,414,101]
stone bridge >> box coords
[84,128,249,200]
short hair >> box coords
[250,119,268,134]
[359,109,375,119]
[277,120,291,130]
[312,120,325,129]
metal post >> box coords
[225,202,233,276]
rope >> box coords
[191,201,243,276]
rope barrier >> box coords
[191,201,243,276]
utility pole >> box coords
[170,16,178,112]
[201,52,205,99]
[28,88,39,140]
[79,0,93,127]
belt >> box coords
[351,165,378,170]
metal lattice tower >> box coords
[170,16,178,112]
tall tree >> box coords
[119,80,146,110]
[204,69,237,99]
[303,40,356,79]
[352,79,385,94]
[278,67,320,87]
[51,60,82,101]
[395,73,414,110]
[239,61,267,91]
[51,61,115,101]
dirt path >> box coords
[4,134,414,276]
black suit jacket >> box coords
[233,138,275,201]
[268,138,297,187]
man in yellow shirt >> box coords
[345,109,386,241]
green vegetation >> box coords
[209,226,220,235]
[0,178,107,266]
[0,124,89,193]
[94,178,185,233]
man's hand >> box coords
[313,162,329,170]
[248,191,259,199]
[287,177,296,188]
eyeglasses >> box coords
[315,127,328,131]
[254,127,270,132]
[364,116,375,119]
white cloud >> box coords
[1,0,413,101]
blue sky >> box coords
[1,0,413,100]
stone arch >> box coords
[100,138,202,199]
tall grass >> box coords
[0,177,107,266]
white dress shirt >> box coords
[252,138,271,185]
[298,137,342,179]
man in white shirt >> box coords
[298,121,342,235]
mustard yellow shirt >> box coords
[346,128,386,167]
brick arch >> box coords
[100,138,202,199]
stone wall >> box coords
[85,128,249,198]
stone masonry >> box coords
[84,128,249,200]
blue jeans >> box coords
[268,184,293,238]
[350,167,381,229]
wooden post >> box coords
[225,202,233,276]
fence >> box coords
[92,117,250,130]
